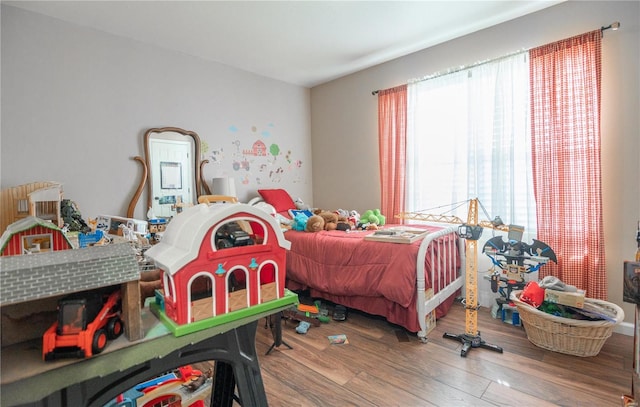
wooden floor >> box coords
[248,300,633,407]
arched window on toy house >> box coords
[229,266,249,291]
[163,273,175,301]
[190,273,214,322]
[212,218,261,250]
[246,219,267,245]
[258,261,278,303]
[227,266,250,313]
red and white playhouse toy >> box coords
[145,203,291,330]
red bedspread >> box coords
[284,225,459,332]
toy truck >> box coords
[42,289,123,361]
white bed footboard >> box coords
[416,224,464,342]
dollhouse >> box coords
[145,203,292,333]
[0,181,63,234]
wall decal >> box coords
[269,144,281,161]
[203,122,305,190]
[209,147,224,164]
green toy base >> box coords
[150,289,299,337]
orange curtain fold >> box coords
[377,85,407,224]
[529,30,606,299]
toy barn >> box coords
[0,216,73,256]
[145,203,292,333]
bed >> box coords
[250,189,464,341]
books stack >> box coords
[363,227,430,244]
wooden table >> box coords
[1,296,297,407]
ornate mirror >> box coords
[127,127,211,219]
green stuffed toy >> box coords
[360,209,386,226]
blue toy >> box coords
[292,213,309,231]
[78,229,105,248]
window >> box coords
[406,52,537,237]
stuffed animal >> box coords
[374,209,386,226]
[295,197,311,211]
[334,214,352,231]
[360,209,386,227]
[254,201,277,216]
[306,215,325,232]
[292,213,309,231]
[275,213,292,227]
[348,210,360,226]
[319,211,338,231]
[335,208,349,218]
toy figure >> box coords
[483,232,557,309]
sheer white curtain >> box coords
[406,52,536,238]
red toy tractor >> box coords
[42,289,124,361]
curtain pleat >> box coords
[529,30,606,299]
[378,85,407,224]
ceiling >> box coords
[6,1,564,88]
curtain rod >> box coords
[371,49,526,95]
[601,21,620,32]
[371,21,620,96]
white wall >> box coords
[1,5,312,220]
[310,1,640,321]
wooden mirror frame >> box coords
[127,127,211,218]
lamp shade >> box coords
[212,177,237,197]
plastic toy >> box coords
[148,217,168,243]
[144,203,296,336]
[215,221,254,248]
[0,216,73,256]
[78,229,107,248]
[106,365,212,407]
[483,232,556,307]
[0,181,64,233]
[296,321,311,334]
[398,199,503,352]
[42,289,123,360]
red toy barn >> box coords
[145,203,291,326]
[0,216,73,256]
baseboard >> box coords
[615,321,634,336]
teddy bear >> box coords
[318,211,339,231]
[306,215,325,232]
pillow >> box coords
[258,189,296,214]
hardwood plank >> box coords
[482,380,560,407]
[252,300,633,406]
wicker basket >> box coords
[510,291,624,357]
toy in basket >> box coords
[510,290,624,357]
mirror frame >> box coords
[127,127,211,218]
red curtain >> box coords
[529,30,606,299]
[377,85,407,225]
